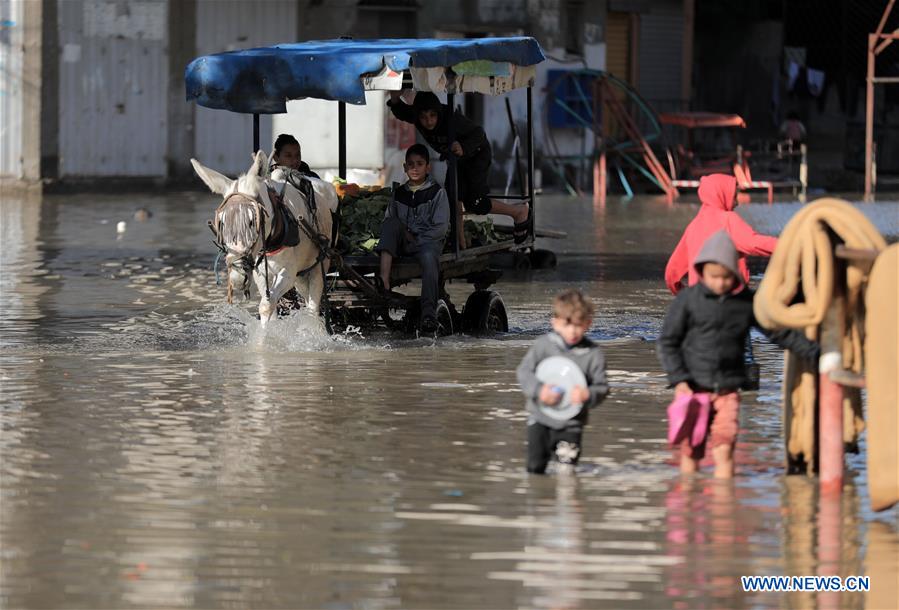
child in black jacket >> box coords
[387,91,531,248]
[657,230,819,478]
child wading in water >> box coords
[658,231,819,478]
[517,290,608,474]
[387,91,531,248]
[664,174,777,295]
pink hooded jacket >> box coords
[664,174,778,294]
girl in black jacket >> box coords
[658,230,819,478]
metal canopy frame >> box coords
[865,0,897,200]
[242,65,537,259]
[189,38,543,259]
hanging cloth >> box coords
[806,68,826,97]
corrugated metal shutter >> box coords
[638,0,683,107]
[58,0,169,177]
[606,11,631,84]
[1,0,24,178]
[194,1,297,176]
[604,12,632,138]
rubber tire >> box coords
[462,290,509,334]
[403,299,454,336]
[435,299,454,337]
[402,300,421,334]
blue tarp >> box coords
[185,37,545,114]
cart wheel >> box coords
[381,307,405,330]
[440,292,463,330]
[462,290,509,334]
[402,300,421,334]
[403,299,454,336]
[435,299,454,336]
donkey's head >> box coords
[191,151,271,301]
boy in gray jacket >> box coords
[376,144,450,333]
[517,290,609,473]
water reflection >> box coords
[865,520,899,610]
[663,479,749,608]
[1,192,897,608]
[0,195,49,347]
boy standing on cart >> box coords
[376,144,450,334]
[387,90,531,248]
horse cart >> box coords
[186,38,546,335]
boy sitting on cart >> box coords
[375,144,450,334]
[387,90,531,249]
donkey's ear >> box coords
[190,159,233,194]
[249,150,268,178]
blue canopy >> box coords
[185,37,545,114]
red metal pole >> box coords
[819,373,844,495]
[818,287,844,496]
[874,0,895,39]
[599,152,606,206]
[593,78,605,207]
[865,0,896,200]
[865,33,876,201]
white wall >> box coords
[1,0,24,178]
[58,0,169,177]
[271,91,386,174]
[194,0,297,176]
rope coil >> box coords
[754,198,887,473]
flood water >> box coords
[1,191,897,609]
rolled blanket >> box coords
[753,198,886,474]
[865,244,898,511]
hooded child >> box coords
[658,230,819,478]
[664,174,778,294]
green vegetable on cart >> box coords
[336,185,505,255]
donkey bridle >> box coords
[209,182,327,303]
[209,190,276,300]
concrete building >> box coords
[1,0,693,190]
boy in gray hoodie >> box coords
[376,144,450,333]
[517,290,609,474]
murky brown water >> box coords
[1,192,897,609]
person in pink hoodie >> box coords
[664,174,778,295]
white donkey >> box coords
[191,151,339,325]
